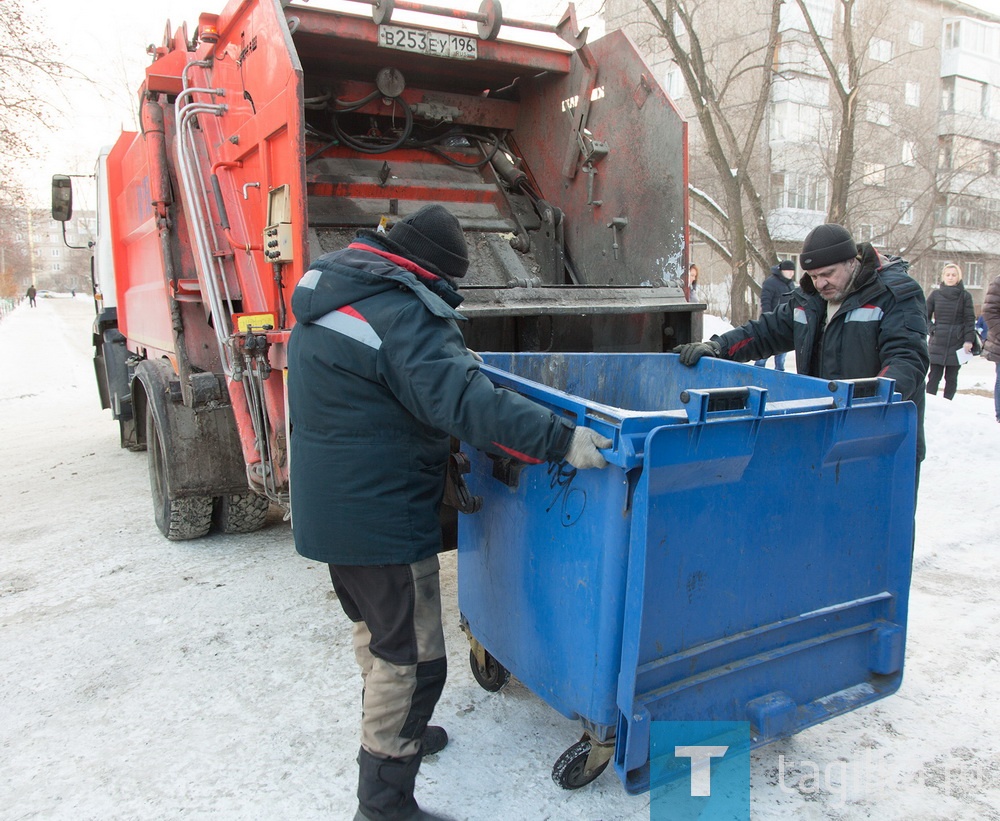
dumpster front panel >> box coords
[614,402,917,793]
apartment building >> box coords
[15,209,94,293]
[604,0,1000,310]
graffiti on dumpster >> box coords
[546,462,586,527]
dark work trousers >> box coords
[926,363,960,400]
[329,556,447,760]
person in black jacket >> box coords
[983,274,1000,423]
[754,259,796,370]
[925,262,976,400]
[287,204,610,821]
[673,223,929,467]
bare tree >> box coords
[0,0,75,208]
[637,0,783,325]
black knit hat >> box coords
[386,204,469,278]
[800,223,858,271]
[778,259,795,271]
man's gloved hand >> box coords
[565,427,613,470]
[672,339,722,366]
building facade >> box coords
[605,0,1000,313]
[16,209,95,294]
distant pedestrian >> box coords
[754,260,796,370]
[687,263,699,301]
[26,285,36,308]
[926,262,976,401]
[981,274,1000,423]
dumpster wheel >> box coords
[551,736,613,789]
[468,648,510,692]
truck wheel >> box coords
[214,492,271,534]
[469,648,510,692]
[147,404,213,540]
[551,739,610,789]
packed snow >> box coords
[2,297,998,820]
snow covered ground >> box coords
[2,298,998,820]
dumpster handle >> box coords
[679,386,767,423]
[833,377,897,407]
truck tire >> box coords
[147,403,213,540]
[214,492,271,534]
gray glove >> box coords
[564,427,613,470]
[673,339,721,366]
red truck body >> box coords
[73,0,696,539]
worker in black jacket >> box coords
[674,223,929,468]
[287,204,610,821]
[754,259,797,370]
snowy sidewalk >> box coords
[1,299,998,820]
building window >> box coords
[664,63,686,100]
[898,199,914,225]
[857,224,886,246]
[862,162,886,186]
[942,76,987,115]
[866,101,891,126]
[909,21,924,47]
[940,194,1000,230]
[50,248,61,257]
[966,261,984,288]
[869,38,893,63]
[780,0,835,39]
[905,81,920,107]
[771,101,824,141]
[771,171,829,212]
[902,141,917,167]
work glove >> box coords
[564,427,613,470]
[468,348,484,363]
[672,339,722,367]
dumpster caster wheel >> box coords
[552,739,611,789]
[469,648,509,692]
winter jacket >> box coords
[983,275,1000,364]
[760,267,796,315]
[926,281,976,367]
[286,236,575,566]
[710,243,929,460]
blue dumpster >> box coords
[457,352,916,794]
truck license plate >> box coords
[378,25,478,60]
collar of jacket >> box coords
[347,239,465,315]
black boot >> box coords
[354,747,454,821]
[421,726,448,757]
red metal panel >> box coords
[106,132,175,359]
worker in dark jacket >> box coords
[674,223,929,466]
[982,274,1000,423]
[287,204,611,821]
[754,259,797,370]
[925,262,976,400]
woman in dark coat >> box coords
[926,262,976,400]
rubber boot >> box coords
[354,747,455,821]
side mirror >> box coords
[51,175,73,222]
